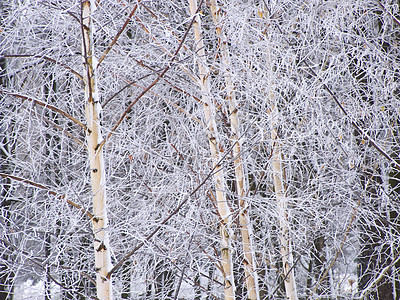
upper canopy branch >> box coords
[0,91,89,132]
[96,0,203,152]
[97,0,142,67]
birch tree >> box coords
[188,0,236,298]
[81,1,113,299]
[209,1,259,298]
[261,6,298,299]
[1,1,400,299]
[0,52,16,300]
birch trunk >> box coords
[268,98,298,300]
[210,2,259,299]
[255,3,298,297]
[188,1,235,298]
[82,1,113,299]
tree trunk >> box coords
[0,181,15,300]
[268,100,298,300]
[358,166,394,299]
[389,154,400,298]
[188,0,235,298]
[44,232,51,300]
[209,2,259,299]
[0,56,15,300]
[121,260,131,299]
[312,235,331,299]
[82,1,113,299]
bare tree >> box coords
[188,0,236,298]
[209,1,260,298]
[1,1,400,299]
[81,1,113,299]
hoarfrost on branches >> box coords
[0,0,399,299]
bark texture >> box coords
[82,1,113,299]
[269,100,298,300]
[210,1,259,299]
[188,0,235,298]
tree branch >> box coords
[0,238,98,299]
[0,173,94,220]
[96,0,204,152]
[107,117,234,279]
[3,54,83,81]
[97,0,142,67]
[0,91,88,132]
[377,0,400,27]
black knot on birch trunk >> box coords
[97,242,107,252]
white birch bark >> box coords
[255,4,298,297]
[268,98,298,300]
[188,0,235,298]
[210,2,259,299]
[82,1,113,299]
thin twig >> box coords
[303,60,400,170]
[377,0,400,27]
[108,72,203,124]
[102,71,155,108]
[39,114,86,149]
[267,254,302,300]
[357,250,400,299]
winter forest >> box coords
[0,0,399,299]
